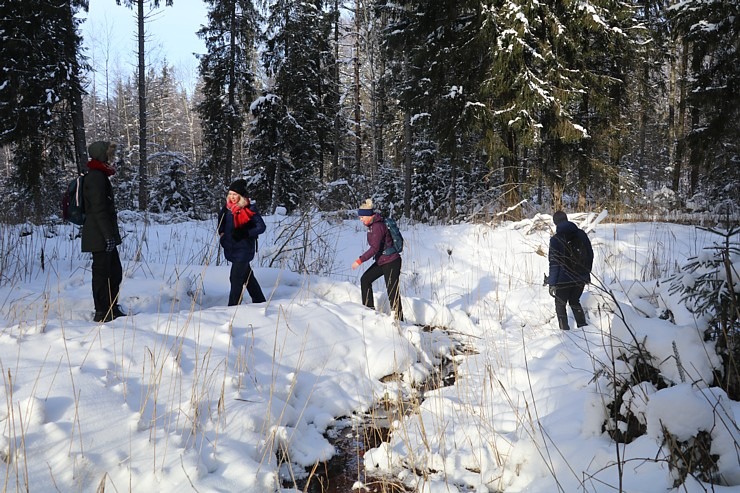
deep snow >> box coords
[0,211,738,492]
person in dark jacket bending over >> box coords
[351,199,404,321]
[82,141,126,323]
[218,179,266,306]
[546,210,593,330]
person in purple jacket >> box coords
[351,199,404,321]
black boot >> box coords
[94,311,114,323]
[572,305,587,327]
[557,317,570,331]
[111,305,127,318]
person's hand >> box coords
[351,259,361,270]
[105,238,116,253]
[548,286,557,298]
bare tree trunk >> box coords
[137,0,148,211]
[64,2,86,172]
[353,1,362,174]
[270,158,282,214]
[403,109,412,219]
[503,129,521,218]
[448,148,457,220]
[688,108,701,196]
[224,1,237,185]
[332,0,340,181]
[369,7,385,178]
[577,95,589,210]
[672,39,689,194]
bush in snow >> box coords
[667,226,740,400]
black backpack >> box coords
[382,217,404,255]
[62,174,86,225]
[560,233,592,275]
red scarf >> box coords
[87,159,116,177]
[226,198,256,228]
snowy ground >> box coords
[0,211,738,492]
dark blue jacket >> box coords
[218,205,266,263]
[548,220,593,285]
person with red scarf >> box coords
[218,179,266,306]
[81,141,125,322]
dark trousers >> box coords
[360,257,404,321]
[91,249,123,313]
[554,282,587,330]
[229,261,266,306]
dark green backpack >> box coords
[62,174,86,225]
[383,217,404,255]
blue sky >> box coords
[80,0,207,90]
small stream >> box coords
[280,326,473,492]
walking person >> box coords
[546,210,593,330]
[81,141,125,323]
[351,199,404,321]
[218,179,266,306]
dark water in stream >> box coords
[280,328,468,492]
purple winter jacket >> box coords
[359,214,401,266]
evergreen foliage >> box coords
[0,0,86,214]
[197,0,261,192]
[669,0,740,209]
[0,0,737,224]
[148,152,194,215]
[258,0,337,212]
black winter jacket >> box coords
[548,220,593,286]
[218,205,266,263]
[81,168,121,253]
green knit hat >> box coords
[88,141,111,162]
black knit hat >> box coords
[229,179,248,198]
[553,210,568,225]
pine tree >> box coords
[245,94,288,211]
[149,151,193,214]
[374,0,490,220]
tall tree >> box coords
[0,0,88,216]
[257,0,337,211]
[197,0,261,192]
[376,0,489,219]
[479,0,641,212]
[670,0,740,205]
[116,0,173,211]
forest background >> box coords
[0,0,738,224]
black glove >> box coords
[105,238,116,252]
[548,286,557,298]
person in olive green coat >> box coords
[81,141,125,322]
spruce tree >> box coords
[670,0,739,206]
[479,0,641,211]
[259,0,336,211]
[197,0,261,193]
[0,0,87,219]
